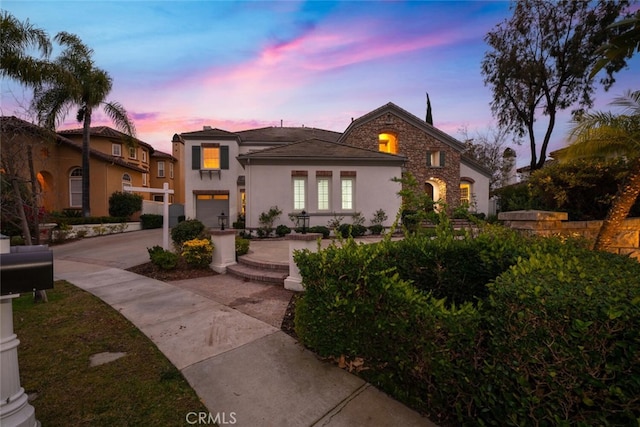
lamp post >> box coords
[218,212,227,230]
[296,210,310,234]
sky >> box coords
[1,0,639,168]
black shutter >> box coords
[426,151,432,166]
[192,146,201,170]
[439,151,446,167]
[221,145,229,170]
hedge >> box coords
[293,226,640,426]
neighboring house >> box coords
[340,102,492,215]
[1,116,146,217]
[59,126,184,205]
[179,102,491,230]
[237,138,405,229]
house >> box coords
[339,103,491,214]
[60,126,184,205]
[0,117,182,219]
[237,138,405,229]
[178,102,491,230]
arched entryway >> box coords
[37,171,55,213]
[425,178,446,211]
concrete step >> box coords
[227,259,289,285]
[237,256,289,272]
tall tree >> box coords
[565,89,640,251]
[591,10,640,77]
[33,32,135,217]
[1,10,52,85]
[482,0,631,172]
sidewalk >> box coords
[52,231,436,426]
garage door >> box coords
[196,194,229,228]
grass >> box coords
[12,281,209,426]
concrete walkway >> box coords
[52,229,436,427]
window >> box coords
[341,178,354,210]
[129,146,136,159]
[293,178,306,210]
[192,144,229,170]
[69,168,82,207]
[122,173,132,190]
[142,173,148,186]
[317,178,330,210]
[158,161,165,177]
[378,132,398,154]
[169,162,174,179]
[153,195,164,202]
[141,150,147,163]
[112,143,122,157]
[460,184,470,205]
[203,145,220,169]
[426,150,446,167]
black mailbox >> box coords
[0,245,54,296]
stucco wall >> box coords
[244,162,403,230]
[460,161,490,215]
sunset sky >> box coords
[2,1,638,167]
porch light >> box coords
[218,212,227,230]
[296,210,310,234]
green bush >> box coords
[309,225,330,239]
[171,219,206,249]
[293,226,640,426]
[140,214,163,229]
[368,224,384,235]
[275,224,291,237]
[336,223,367,238]
[148,247,179,270]
[235,237,250,256]
[108,191,142,219]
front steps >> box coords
[227,256,289,285]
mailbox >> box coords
[0,245,54,296]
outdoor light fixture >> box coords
[218,212,227,230]
[296,210,310,234]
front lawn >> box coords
[12,281,208,426]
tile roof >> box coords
[235,126,342,144]
[1,117,146,173]
[59,126,154,152]
[238,138,405,164]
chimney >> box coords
[203,125,212,130]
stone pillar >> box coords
[210,229,237,274]
[498,210,568,236]
[0,235,39,427]
[284,233,322,292]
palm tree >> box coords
[1,10,52,85]
[32,32,135,217]
[565,90,640,251]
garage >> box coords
[195,193,229,228]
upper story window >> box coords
[378,132,398,154]
[142,172,148,186]
[426,150,446,167]
[169,162,174,179]
[158,161,165,178]
[112,143,122,157]
[192,143,229,170]
[141,150,147,163]
[129,146,137,159]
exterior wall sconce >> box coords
[296,210,310,234]
[218,212,227,230]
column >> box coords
[210,229,237,274]
[284,233,322,292]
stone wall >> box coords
[342,113,461,208]
[498,210,640,261]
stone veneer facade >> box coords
[341,111,462,209]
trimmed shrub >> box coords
[140,214,163,229]
[368,224,384,235]
[335,223,367,238]
[235,237,250,256]
[275,224,291,237]
[309,225,330,239]
[148,247,178,270]
[108,191,142,219]
[181,238,214,269]
[171,219,206,249]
